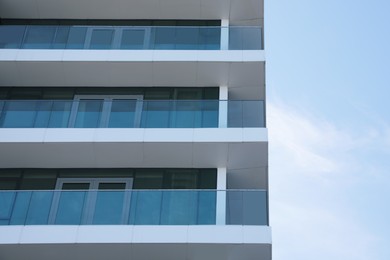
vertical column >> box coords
[216,167,227,225]
[220,19,229,50]
[218,86,228,128]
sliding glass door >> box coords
[49,178,133,224]
[68,95,143,128]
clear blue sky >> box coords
[265,0,390,259]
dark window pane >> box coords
[98,183,126,190]
[61,183,90,190]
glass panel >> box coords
[21,26,56,49]
[197,191,216,224]
[242,191,268,225]
[54,191,87,224]
[25,191,53,224]
[9,191,31,225]
[90,29,114,49]
[229,27,262,50]
[0,26,26,48]
[228,101,243,127]
[52,26,70,49]
[242,101,264,127]
[48,101,72,128]
[198,27,220,50]
[74,100,103,128]
[175,27,199,50]
[171,101,200,128]
[93,190,126,224]
[160,191,197,225]
[226,190,243,224]
[226,191,268,225]
[0,191,15,220]
[141,101,171,128]
[201,100,218,127]
[66,27,87,49]
[108,99,137,128]
[34,101,52,127]
[152,27,175,49]
[130,191,162,224]
[120,29,145,49]
[1,101,37,128]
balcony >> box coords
[0,100,265,128]
[0,189,268,226]
[0,26,263,50]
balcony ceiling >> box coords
[0,128,268,170]
[0,50,265,99]
[0,0,263,26]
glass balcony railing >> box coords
[0,189,268,226]
[0,26,263,50]
[0,100,265,128]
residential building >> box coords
[0,0,270,259]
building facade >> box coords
[0,0,270,259]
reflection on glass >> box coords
[226,190,268,225]
[197,191,216,224]
[93,191,126,224]
[171,101,201,128]
[121,29,145,49]
[74,100,103,128]
[0,192,15,220]
[152,27,175,49]
[25,191,53,225]
[0,100,264,128]
[66,27,87,49]
[130,191,162,224]
[22,26,56,49]
[1,101,38,127]
[48,101,72,128]
[0,26,26,48]
[55,191,87,224]
[9,191,32,225]
[90,29,114,49]
[108,100,137,128]
[141,101,171,128]
[0,190,268,226]
[160,191,197,225]
[0,25,263,50]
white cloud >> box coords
[267,100,390,260]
